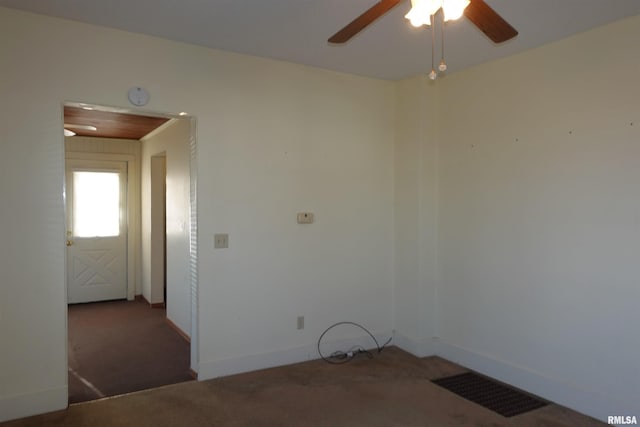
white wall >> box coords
[393,76,439,356]
[435,15,640,420]
[0,7,395,422]
[141,119,191,334]
[197,53,395,378]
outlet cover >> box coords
[297,212,314,224]
[214,234,229,249]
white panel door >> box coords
[66,160,128,303]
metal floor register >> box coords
[432,372,548,417]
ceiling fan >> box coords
[63,123,98,137]
[328,0,518,44]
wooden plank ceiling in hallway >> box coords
[64,106,170,139]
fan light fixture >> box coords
[405,0,470,27]
[63,123,97,137]
[405,0,469,80]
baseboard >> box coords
[165,317,190,343]
[198,330,393,380]
[135,294,165,308]
[0,385,68,423]
[435,340,637,423]
[393,332,437,357]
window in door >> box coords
[72,171,121,238]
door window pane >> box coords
[73,171,120,237]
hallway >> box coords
[68,299,192,403]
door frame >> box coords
[62,101,200,385]
[65,151,139,301]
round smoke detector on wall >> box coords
[127,86,150,106]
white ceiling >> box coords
[2,0,640,80]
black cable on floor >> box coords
[317,321,392,364]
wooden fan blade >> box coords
[328,0,402,44]
[464,0,518,43]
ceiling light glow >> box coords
[405,0,470,26]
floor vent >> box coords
[432,372,548,417]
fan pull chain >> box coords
[439,10,447,72]
[429,14,437,80]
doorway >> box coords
[65,159,128,303]
[63,102,198,402]
[150,154,167,308]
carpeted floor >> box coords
[3,347,605,427]
[67,299,193,403]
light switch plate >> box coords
[297,316,304,330]
[214,233,229,249]
[297,212,314,224]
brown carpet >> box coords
[67,299,193,403]
[4,347,605,427]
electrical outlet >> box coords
[297,316,304,330]
[214,233,228,249]
[297,212,314,224]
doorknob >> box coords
[66,240,74,246]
